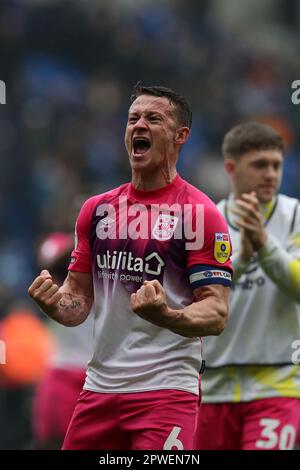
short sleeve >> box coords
[68,198,95,273]
[187,204,233,289]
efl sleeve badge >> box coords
[214,233,230,264]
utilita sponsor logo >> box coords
[95,198,204,250]
[97,251,165,276]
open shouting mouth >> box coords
[132,137,151,156]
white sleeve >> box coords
[258,206,300,303]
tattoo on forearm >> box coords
[59,293,82,309]
[57,292,90,325]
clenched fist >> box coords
[130,280,172,328]
[28,269,62,317]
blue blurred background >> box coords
[0,0,300,448]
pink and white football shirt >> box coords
[69,175,232,395]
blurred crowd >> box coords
[0,0,300,448]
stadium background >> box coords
[0,0,300,449]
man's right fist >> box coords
[28,269,62,315]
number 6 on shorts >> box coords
[163,426,184,450]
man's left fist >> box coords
[130,280,169,326]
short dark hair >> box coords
[130,82,192,128]
[222,122,284,159]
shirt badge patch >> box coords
[152,214,179,241]
[214,232,230,264]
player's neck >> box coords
[131,168,177,191]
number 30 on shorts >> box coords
[256,418,296,450]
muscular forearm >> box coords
[165,297,228,338]
[258,234,300,303]
[30,270,94,327]
[131,281,229,338]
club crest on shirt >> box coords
[214,232,230,264]
[152,213,179,241]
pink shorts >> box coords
[62,388,198,450]
[195,397,300,450]
[33,367,86,447]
